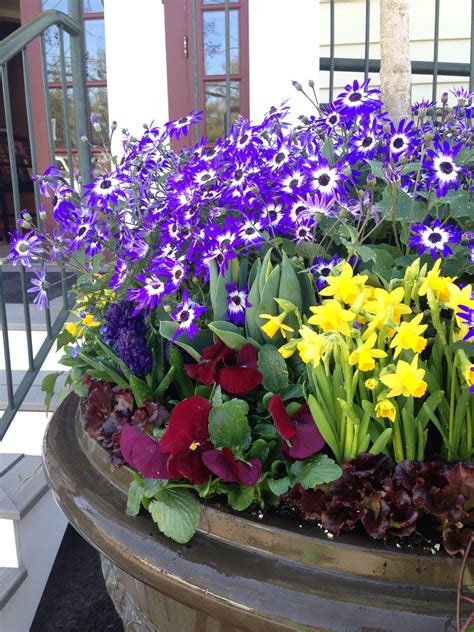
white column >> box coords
[103,0,169,157]
[248,0,320,124]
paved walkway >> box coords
[30,525,123,632]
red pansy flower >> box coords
[186,342,263,395]
[185,339,233,385]
[202,447,262,486]
[159,396,212,484]
[120,423,170,479]
[268,394,325,459]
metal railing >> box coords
[0,2,91,439]
[321,0,474,103]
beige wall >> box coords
[320,0,472,105]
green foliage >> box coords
[208,399,252,450]
[257,344,289,393]
[148,488,201,544]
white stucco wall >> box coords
[103,0,169,157]
[249,0,320,123]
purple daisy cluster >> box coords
[7,79,472,321]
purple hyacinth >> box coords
[409,218,461,259]
[225,283,251,325]
[103,300,152,377]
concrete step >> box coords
[0,454,48,520]
[0,567,27,610]
[0,370,67,412]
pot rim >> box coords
[43,394,468,631]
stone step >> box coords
[0,454,48,520]
[0,370,67,412]
[0,567,27,610]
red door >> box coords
[164,0,249,148]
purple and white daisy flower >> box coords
[292,218,316,243]
[110,256,128,291]
[334,79,382,119]
[128,272,169,314]
[424,141,464,198]
[457,304,474,343]
[311,254,341,290]
[225,283,251,326]
[171,290,207,339]
[27,264,49,309]
[308,158,345,197]
[238,216,263,246]
[83,172,129,207]
[450,87,474,103]
[7,230,43,267]
[412,99,436,115]
[409,218,462,259]
[165,110,203,140]
[387,119,417,157]
[316,104,342,134]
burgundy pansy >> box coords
[218,343,263,395]
[185,341,263,395]
[159,396,212,485]
[268,394,325,459]
[202,447,262,486]
[185,339,233,385]
[120,423,170,479]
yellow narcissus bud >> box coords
[278,338,299,359]
[365,378,378,391]
[82,313,100,327]
[375,399,396,422]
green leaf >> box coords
[290,454,342,490]
[369,428,393,455]
[443,189,473,219]
[307,395,341,462]
[279,252,303,313]
[142,478,168,499]
[56,329,75,351]
[248,438,271,462]
[148,488,201,544]
[365,159,386,180]
[77,351,129,389]
[401,161,421,175]
[258,344,289,393]
[159,322,214,361]
[208,399,251,450]
[129,375,153,408]
[126,475,144,516]
[227,485,255,511]
[95,338,131,379]
[254,423,279,439]
[208,321,254,351]
[41,372,63,413]
[268,476,290,496]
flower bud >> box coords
[366,173,376,190]
[111,120,117,130]
[383,122,391,134]
[80,134,88,143]
[423,131,434,144]
[441,92,449,104]
[22,211,32,222]
[292,80,303,92]
[38,210,47,222]
[308,79,315,88]
[20,220,31,229]
[342,165,352,177]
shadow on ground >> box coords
[30,525,124,632]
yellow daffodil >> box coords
[446,282,474,338]
[65,322,79,337]
[390,313,428,358]
[349,332,387,371]
[308,300,355,336]
[319,262,368,305]
[365,378,378,391]
[259,312,294,339]
[380,356,427,398]
[297,325,328,366]
[278,338,298,359]
[375,399,396,422]
[465,366,474,390]
[419,258,456,303]
[363,287,412,333]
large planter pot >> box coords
[43,395,471,632]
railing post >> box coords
[68,0,92,185]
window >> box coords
[42,0,109,153]
[164,0,249,147]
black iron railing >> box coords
[321,0,474,102]
[0,2,91,439]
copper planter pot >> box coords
[43,395,470,631]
